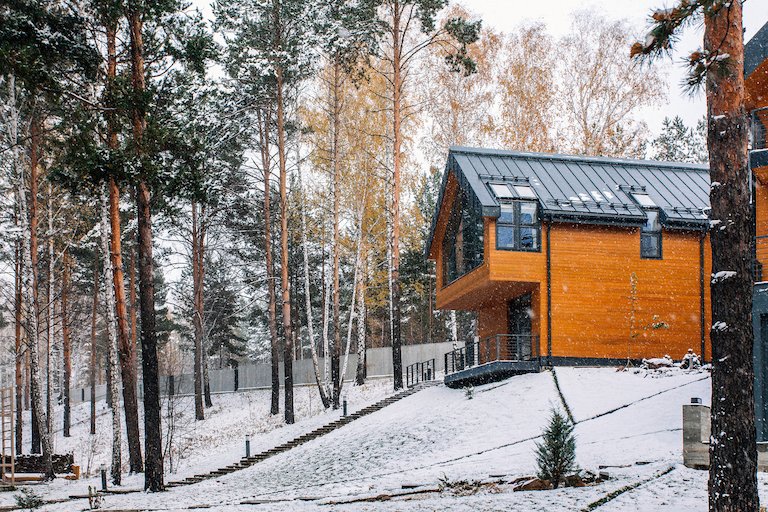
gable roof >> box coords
[426,147,710,258]
[746,20,768,78]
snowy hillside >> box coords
[10,367,768,511]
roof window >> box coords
[632,193,656,208]
[490,183,514,199]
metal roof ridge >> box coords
[448,145,709,173]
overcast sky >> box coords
[460,0,768,135]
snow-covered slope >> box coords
[14,367,768,511]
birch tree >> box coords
[100,189,123,485]
[367,0,479,390]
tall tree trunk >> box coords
[8,74,24,455]
[192,202,204,420]
[101,189,123,486]
[90,264,98,436]
[331,60,342,409]
[705,3,758,511]
[339,188,366,396]
[106,22,143,472]
[46,183,53,442]
[390,1,404,391]
[203,348,212,407]
[26,114,53,478]
[276,68,294,424]
[355,259,367,386]
[129,242,138,364]
[258,108,280,416]
[62,252,71,437]
[127,7,164,491]
[14,239,23,453]
[449,311,459,351]
[298,146,331,408]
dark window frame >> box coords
[640,208,662,259]
[496,201,541,253]
[441,189,484,287]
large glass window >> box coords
[442,189,484,285]
[497,201,540,252]
[641,209,662,259]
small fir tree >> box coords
[535,409,577,488]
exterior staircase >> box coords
[165,381,438,488]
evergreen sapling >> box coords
[535,409,577,488]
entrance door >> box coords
[508,294,532,360]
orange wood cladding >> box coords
[747,58,768,111]
[434,218,712,362]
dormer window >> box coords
[632,193,662,259]
[497,202,540,252]
[641,209,662,259]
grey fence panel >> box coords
[68,341,455,402]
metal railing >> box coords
[405,359,436,388]
[752,107,768,151]
[444,334,538,375]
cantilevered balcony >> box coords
[443,334,540,388]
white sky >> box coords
[461,0,768,135]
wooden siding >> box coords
[433,215,712,362]
[757,181,768,274]
[747,57,768,111]
[548,224,710,361]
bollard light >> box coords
[342,396,348,417]
[245,434,251,458]
[100,464,107,491]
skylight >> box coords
[632,193,657,208]
[514,185,537,199]
[490,183,513,199]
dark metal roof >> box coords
[746,21,768,78]
[426,147,710,258]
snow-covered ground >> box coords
[11,367,768,511]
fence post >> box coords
[234,367,239,392]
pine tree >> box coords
[652,116,708,164]
[632,2,756,510]
[535,409,577,489]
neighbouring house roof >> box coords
[746,20,768,78]
[425,147,710,258]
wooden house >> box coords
[747,20,768,443]
[426,148,712,386]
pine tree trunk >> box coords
[192,202,204,421]
[101,190,123,485]
[135,179,163,490]
[105,23,143,472]
[90,264,97,436]
[331,60,342,409]
[62,252,71,438]
[276,67,294,425]
[390,1,404,391]
[258,109,280,416]
[129,242,138,364]
[705,3,758,511]
[127,7,164,491]
[26,115,53,478]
